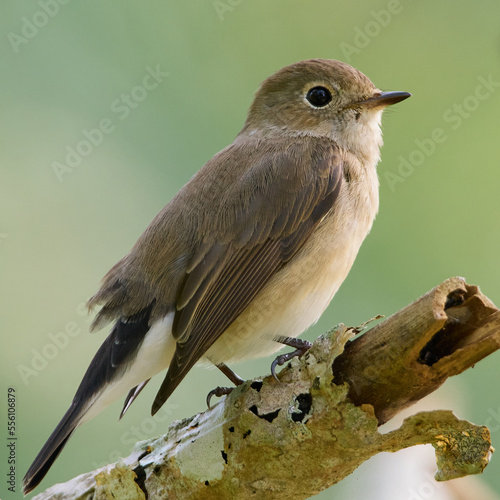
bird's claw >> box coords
[270,341,312,382]
[271,355,287,382]
[206,386,234,409]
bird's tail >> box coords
[22,303,168,494]
[22,403,84,494]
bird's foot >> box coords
[206,362,245,409]
[271,337,312,381]
[206,386,235,409]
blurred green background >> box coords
[1,1,500,499]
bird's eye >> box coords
[306,86,332,107]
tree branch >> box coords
[332,276,500,424]
[34,277,500,500]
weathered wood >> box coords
[33,277,500,500]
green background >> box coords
[2,1,500,498]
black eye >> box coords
[306,86,332,107]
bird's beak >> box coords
[355,91,412,109]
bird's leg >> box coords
[206,362,245,409]
[271,337,312,381]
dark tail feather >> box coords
[22,404,82,495]
[120,379,151,419]
[24,304,155,494]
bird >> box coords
[23,58,410,494]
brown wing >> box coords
[151,139,342,414]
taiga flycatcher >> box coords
[23,59,410,493]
